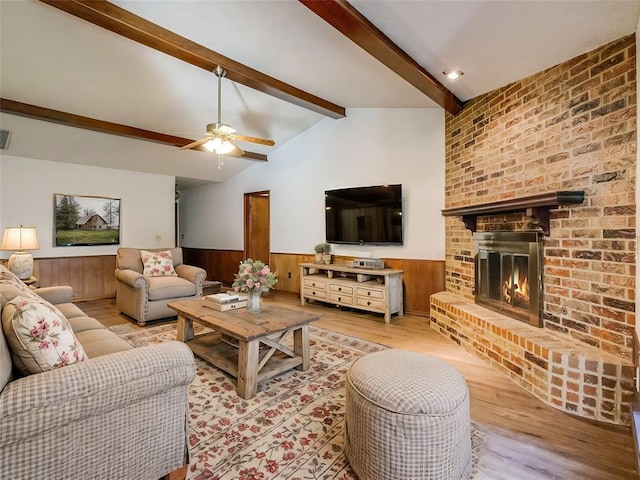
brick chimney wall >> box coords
[444,34,636,362]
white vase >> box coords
[247,289,262,313]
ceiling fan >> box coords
[180,66,275,157]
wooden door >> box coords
[244,191,270,263]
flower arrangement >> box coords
[232,258,278,293]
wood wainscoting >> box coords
[382,257,445,316]
[33,255,116,301]
[182,248,245,286]
[183,249,445,317]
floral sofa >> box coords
[0,264,195,479]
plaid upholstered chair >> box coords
[115,247,206,326]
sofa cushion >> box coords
[147,276,197,301]
[2,296,87,375]
[0,265,41,394]
[56,302,87,320]
[67,316,107,333]
[117,247,183,273]
[141,250,178,277]
[75,329,133,358]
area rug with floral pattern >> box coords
[110,323,484,480]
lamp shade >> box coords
[1,226,40,251]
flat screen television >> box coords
[325,184,403,245]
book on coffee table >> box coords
[202,293,247,311]
[204,293,239,304]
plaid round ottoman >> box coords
[344,349,471,480]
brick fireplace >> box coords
[430,34,636,425]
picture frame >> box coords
[54,194,120,246]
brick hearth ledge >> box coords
[430,292,634,425]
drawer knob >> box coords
[367,291,371,296]
[312,291,316,296]
[338,297,342,302]
[312,282,316,287]
[338,287,342,291]
[367,301,371,306]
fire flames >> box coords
[502,269,529,307]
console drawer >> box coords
[303,287,326,299]
[356,296,384,311]
[328,292,353,305]
[329,283,354,295]
[356,287,384,300]
[304,278,327,289]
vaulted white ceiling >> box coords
[1,0,638,186]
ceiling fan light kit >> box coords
[180,66,275,162]
[204,137,235,155]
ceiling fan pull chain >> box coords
[217,153,224,169]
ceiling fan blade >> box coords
[234,134,275,146]
[179,137,210,150]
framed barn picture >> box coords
[54,194,120,246]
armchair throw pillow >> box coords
[141,250,178,277]
[2,296,87,374]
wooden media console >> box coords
[299,262,403,323]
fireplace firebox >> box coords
[473,231,543,327]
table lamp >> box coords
[1,226,40,280]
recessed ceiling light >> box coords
[443,69,463,80]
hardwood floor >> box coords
[81,292,637,480]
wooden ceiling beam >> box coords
[0,98,268,161]
[38,0,346,119]
[299,0,464,115]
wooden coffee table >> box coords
[168,299,319,399]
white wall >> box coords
[179,108,446,260]
[0,156,176,258]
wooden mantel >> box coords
[441,191,585,235]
